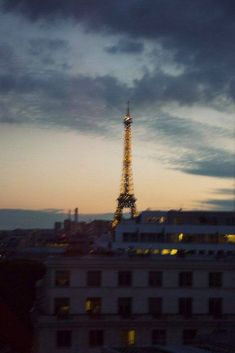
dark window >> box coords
[55,270,70,287]
[209,272,222,288]
[182,329,197,344]
[85,297,101,315]
[123,232,138,242]
[152,329,166,345]
[179,298,192,317]
[56,330,72,347]
[118,297,132,317]
[179,272,193,287]
[54,297,70,317]
[209,298,223,316]
[148,271,162,287]
[87,271,101,287]
[89,330,103,347]
[148,297,162,316]
[118,271,132,286]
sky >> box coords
[0,0,235,228]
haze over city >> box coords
[0,0,234,228]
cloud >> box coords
[105,38,144,54]
[0,3,234,182]
[0,41,233,180]
[202,199,235,211]
[178,148,235,179]
[145,112,235,179]
[2,1,235,104]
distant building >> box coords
[114,210,235,255]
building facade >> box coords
[114,210,235,255]
[34,252,235,353]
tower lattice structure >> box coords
[113,103,137,227]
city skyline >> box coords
[0,1,234,228]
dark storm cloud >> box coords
[28,38,69,56]
[0,67,130,131]
[2,1,235,103]
[105,39,144,54]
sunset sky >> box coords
[0,1,234,227]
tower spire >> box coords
[126,100,130,116]
[112,104,137,227]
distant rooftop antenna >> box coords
[74,208,79,224]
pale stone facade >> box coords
[34,254,235,353]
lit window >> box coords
[85,297,101,315]
[170,249,178,255]
[178,233,184,241]
[121,329,136,346]
[225,234,235,243]
[55,270,70,287]
[54,297,70,317]
[161,249,170,255]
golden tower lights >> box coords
[113,102,137,227]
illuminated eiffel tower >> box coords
[113,102,137,227]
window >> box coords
[209,272,222,287]
[85,297,101,315]
[55,270,70,287]
[209,298,223,316]
[179,298,192,317]
[118,297,132,317]
[148,271,162,287]
[123,232,138,242]
[54,297,70,317]
[152,329,166,345]
[118,271,132,286]
[182,329,197,344]
[87,271,101,287]
[121,329,136,346]
[89,330,103,347]
[148,297,162,316]
[179,272,193,287]
[56,330,72,347]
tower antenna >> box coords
[112,103,137,227]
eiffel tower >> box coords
[113,103,137,227]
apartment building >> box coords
[34,253,235,353]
